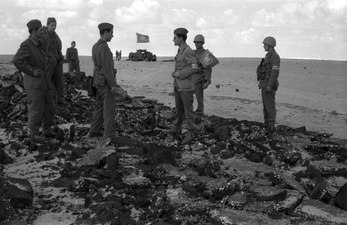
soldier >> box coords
[257,36,280,133]
[66,41,80,74]
[193,34,212,116]
[170,27,199,144]
[41,17,65,105]
[88,22,119,139]
[13,19,55,140]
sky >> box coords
[1,0,347,60]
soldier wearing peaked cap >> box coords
[170,27,199,145]
[88,22,119,139]
[257,36,280,134]
[13,19,56,141]
[40,17,65,109]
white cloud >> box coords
[115,0,161,23]
[15,0,83,9]
[235,28,261,44]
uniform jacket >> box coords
[66,47,79,63]
[40,27,63,64]
[193,48,212,84]
[173,43,198,91]
[13,35,49,90]
[92,39,116,88]
[258,49,280,89]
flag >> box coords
[136,33,149,43]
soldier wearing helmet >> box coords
[257,36,280,133]
[193,34,212,116]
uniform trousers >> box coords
[47,59,64,102]
[89,87,116,138]
[24,74,55,134]
[195,81,204,113]
[261,88,276,129]
[68,61,80,73]
[173,89,195,131]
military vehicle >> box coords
[128,49,157,61]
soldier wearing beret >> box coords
[257,36,280,133]
[41,17,65,106]
[88,22,119,139]
[13,19,55,140]
[170,27,199,145]
[66,41,80,74]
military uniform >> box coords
[66,46,80,73]
[172,42,199,133]
[193,47,212,114]
[41,19,64,103]
[13,20,55,136]
[258,48,280,131]
[89,23,116,138]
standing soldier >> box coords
[193,34,212,116]
[88,22,119,139]
[41,17,65,105]
[170,27,199,144]
[257,36,280,133]
[66,41,80,74]
[13,19,55,140]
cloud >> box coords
[115,0,161,24]
[15,0,83,9]
[234,28,261,44]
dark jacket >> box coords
[13,35,49,90]
[173,43,198,91]
[258,49,280,89]
[66,47,79,63]
[92,39,116,88]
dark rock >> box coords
[0,177,33,208]
[144,144,176,166]
[335,183,347,211]
[249,185,287,201]
[293,126,307,134]
[214,125,230,141]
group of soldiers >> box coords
[12,19,280,144]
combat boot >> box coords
[42,127,54,138]
[181,131,195,145]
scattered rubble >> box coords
[0,67,346,224]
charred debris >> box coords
[0,68,347,225]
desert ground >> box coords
[110,57,346,139]
[0,54,347,225]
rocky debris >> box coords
[294,198,347,224]
[0,68,347,224]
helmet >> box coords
[262,36,276,47]
[194,34,205,43]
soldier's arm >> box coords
[177,48,198,79]
[267,55,280,88]
[204,67,212,83]
[100,44,116,88]
[76,49,79,62]
[13,42,36,77]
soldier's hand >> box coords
[266,86,272,92]
[202,80,211,89]
[33,69,43,78]
[172,71,180,79]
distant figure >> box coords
[170,27,199,145]
[66,41,80,73]
[41,17,65,105]
[13,19,55,140]
[118,50,122,61]
[193,34,212,115]
[88,22,118,139]
[115,50,119,60]
[257,36,280,133]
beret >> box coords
[47,17,56,25]
[174,27,188,35]
[98,23,113,32]
[27,19,42,31]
